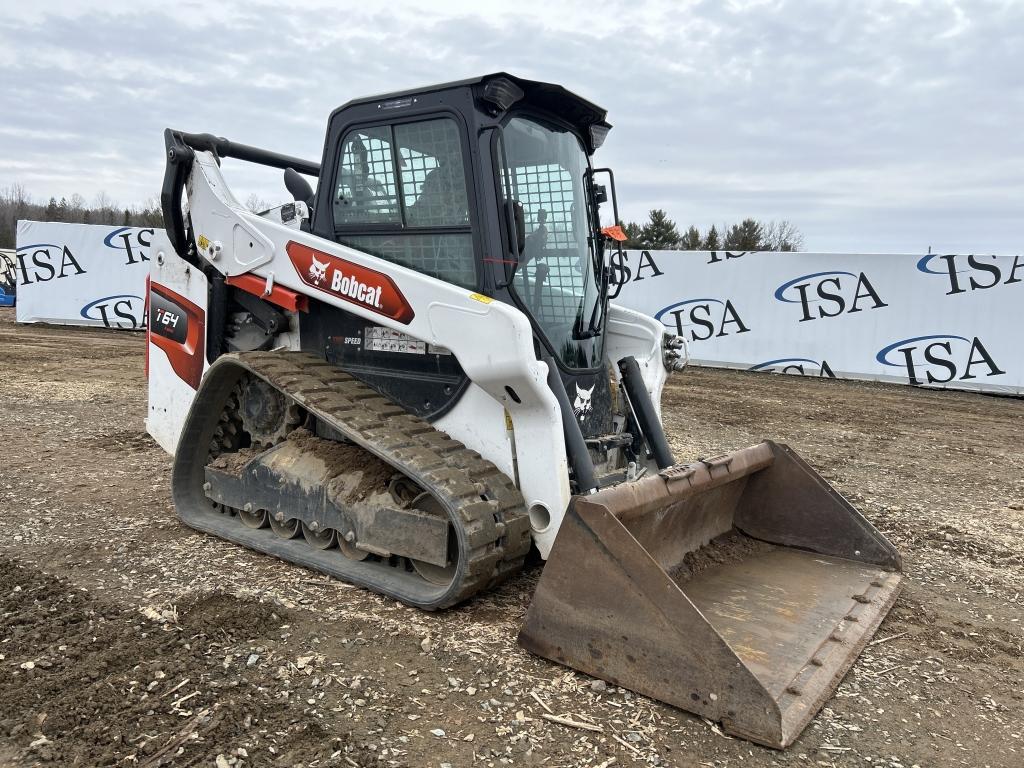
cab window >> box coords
[333,118,475,288]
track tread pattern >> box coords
[192,350,533,608]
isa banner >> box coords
[14,220,156,329]
[611,250,1023,396]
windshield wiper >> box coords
[573,291,603,339]
[571,266,603,340]
[571,236,607,340]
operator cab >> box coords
[302,73,621,436]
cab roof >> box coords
[331,72,611,150]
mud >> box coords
[1,310,1022,768]
[208,446,260,473]
[287,428,397,503]
[669,528,775,583]
[0,556,337,767]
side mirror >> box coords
[593,184,608,205]
[284,167,315,209]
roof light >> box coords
[480,77,524,116]
[589,123,611,151]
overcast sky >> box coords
[1,0,1020,253]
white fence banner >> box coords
[611,250,1022,395]
[14,220,155,329]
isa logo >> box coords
[916,254,1022,296]
[608,250,665,286]
[104,227,154,266]
[876,335,1005,385]
[80,294,147,329]
[655,298,751,341]
[14,243,87,284]
[749,357,836,378]
[774,270,887,322]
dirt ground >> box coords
[1,307,1021,768]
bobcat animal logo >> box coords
[572,383,595,422]
[308,255,329,285]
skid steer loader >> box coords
[146,73,902,748]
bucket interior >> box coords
[617,443,903,707]
[680,543,897,699]
[519,441,903,748]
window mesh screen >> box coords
[510,164,584,325]
[513,164,575,248]
[334,126,400,226]
[333,119,476,288]
[397,120,469,227]
[341,233,476,290]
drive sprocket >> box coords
[238,376,302,449]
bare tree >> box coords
[761,220,805,251]
[93,191,117,225]
[93,190,112,210]
[0,184,32,247]
[69,192,86,217]
[245,193,270,214]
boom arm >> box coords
[162,144,576,556]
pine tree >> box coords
[723,218,763,250]
[702,224,720,251]
[680,226,701,250]
[44,197,59,221]
[620,220,643,249]
[638,209,680,250]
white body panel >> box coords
[605,303,669,421]
[149,151,670,558]
[146,234,209,453]
[433,382,517,482]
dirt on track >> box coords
[1,307,1022,768]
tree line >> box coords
[1,184,807,255]
[620,210,805,252]
[0,184,164,249]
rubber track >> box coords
[177,350,533,608]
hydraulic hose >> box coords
[618,356,674,470]
[542,351,599,494]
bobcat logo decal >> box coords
[572,383,595,422]
[308,254,329,285]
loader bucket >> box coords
[519,441,902,748]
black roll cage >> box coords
[160,129,320,262]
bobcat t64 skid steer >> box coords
[146,74,902,748]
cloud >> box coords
[0,0,1020,252]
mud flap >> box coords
[518,441,902,748]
